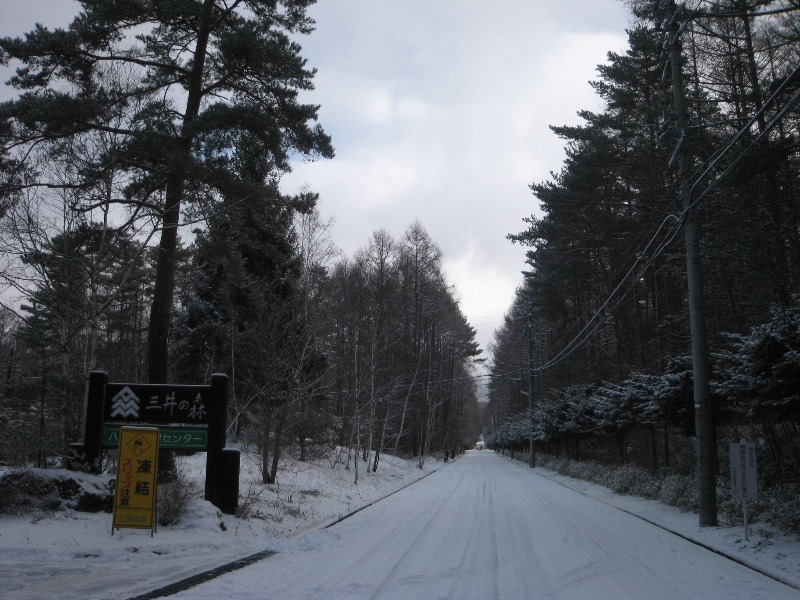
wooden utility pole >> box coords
[527,301,535,468]
[662,0,718,526]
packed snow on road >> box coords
[170,451,798,600]
[2,450,799,599]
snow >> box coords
[0,449,442,599]
[2,450,799,599]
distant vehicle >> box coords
[474,441,486,450]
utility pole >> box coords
[527,301,535,468]
[662,0,717,526]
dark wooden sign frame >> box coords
[71,371,238,514]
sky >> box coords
[0,0,632,359]
[280,1,632,357]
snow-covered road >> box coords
[174,451,797,600]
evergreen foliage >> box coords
[0,0,334,383]
[489,1,800,509]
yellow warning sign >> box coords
[112,427,159,531]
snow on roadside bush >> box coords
[763,484,800,534]
[0,468,113,515]
[538,453,800,535]
[606,464,662,498]
[539,455,697,512]
[157,458,197,526]
[656,473,696,511]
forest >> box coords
[2,0,799,532]
[0,1,483,485]
[487,0,800,531]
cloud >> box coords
[281,1,630,352]
[0,0,631,355]
[443,247,521,354]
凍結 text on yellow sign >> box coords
[112,427,159,531]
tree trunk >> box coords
[354,407,360,484]
[147,0,214,384]
[395,351,422,456]
[267,407,286,485]
[37,348,46,469]
[374,404,390,472]
[261,401,273,484]
[650,424,659,472]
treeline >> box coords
[488,0,800,497]
[0,1,481,478]
[0,206,482,477]
[493,296,800,479]
[172,215,482,481]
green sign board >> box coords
[103,425,208,450]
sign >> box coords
[103,383,211,426]
[113,427,159,532]
[75,371,238,515]
[729,442,757,502]
[103,425,208,450]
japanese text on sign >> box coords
[144,392,206,419]
[104,383,211,426]
[113,427,159,531]
[729,442,757,502]
[102,426,208,450]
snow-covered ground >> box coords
[1,449,443,600]
[1,450,799,599]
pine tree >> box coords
[510,26,684,383]
[0,0,333,383]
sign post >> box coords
[112,427,160,535]
[729,441,757,541]
[73,371,238,515]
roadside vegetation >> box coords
[487,1,800,536]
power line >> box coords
[533,213,681,373]
[510,44,800,378]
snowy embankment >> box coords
[0,449,444,600]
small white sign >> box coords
[729,442,757,502]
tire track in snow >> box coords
[500,457,696,597]
[273,459,472,599]
[441,467,497,599]
[365,459,479,600]
[496,454,796,598]
[166,452,800,600]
